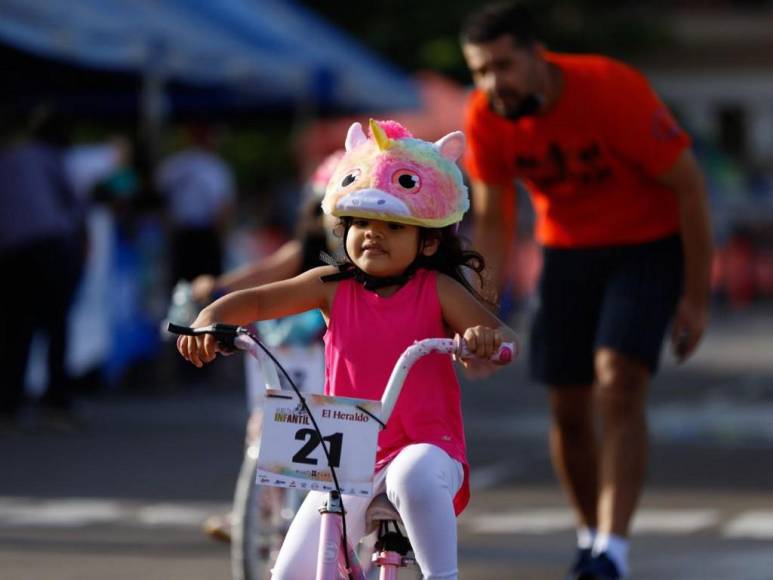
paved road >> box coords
[2,305,772,579]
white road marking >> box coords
[1,497,771,542]
[136,503,218,526]
[723,511,773,539]
[631,509,719,534]
[0,497,229,529]
[467,509,721,535]
[0,498,125,527]
[467,509,575,534]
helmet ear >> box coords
[345,122,368,152]
[434,131,466,162]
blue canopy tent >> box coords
[0,0,420,115]
[0,0,422,387]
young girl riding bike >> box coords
[177,119,518,579]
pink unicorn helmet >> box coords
[321,119,469,228]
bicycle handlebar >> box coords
[167,322,244,352]
[378,337,516,424]
[167,322,282,389]
[167,323,517,424]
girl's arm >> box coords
[436,273,518,364]
[179,265,338,367]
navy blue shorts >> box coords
[529,235,683,386]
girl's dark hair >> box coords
[335,218,497,307]
[460,1,541,48]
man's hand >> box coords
[670,296,708,362]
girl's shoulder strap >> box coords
[319,263,355,284]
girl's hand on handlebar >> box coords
[462,325,503,362]
[176,310,218,367]
[454,326,501,378]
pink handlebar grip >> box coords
[455,336,517,365]
[496,343,515,364]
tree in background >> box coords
[310,0,671,82]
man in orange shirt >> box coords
[461,3,712,579]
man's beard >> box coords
[490,93,543,120]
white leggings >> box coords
[271,443,464,580]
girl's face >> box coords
[346,218,425,278]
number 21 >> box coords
[292,429,343,468]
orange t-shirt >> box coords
[464,53,690,248]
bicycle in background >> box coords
[165,283,324,579]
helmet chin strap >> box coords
[341,267,416,291]
[319,222,423,291]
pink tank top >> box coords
[323,268,470,514]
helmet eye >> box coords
[340,168,361,188]
[392,170,421,193]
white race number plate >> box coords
[256,389,381,497]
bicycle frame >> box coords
[317,491,370,580]
[310,337,496,580]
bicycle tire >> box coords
[231,441,304,580]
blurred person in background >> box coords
[460,3,713,579]
[189,149,344,305]
[67,136,131,202]
[156,122,235,286]
[0,106,87,429]
[65,136,132,390]
[185,149,343,541]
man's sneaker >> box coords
[576,552,623,580]
[565,547,593,579]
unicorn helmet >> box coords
[321,119,469,228]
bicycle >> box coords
[229,339,310,580]
[165,282,322,580]
[168,322,515,579]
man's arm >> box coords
[470,180,515,294]
[656,149,713,361]
[191,239,304,303]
